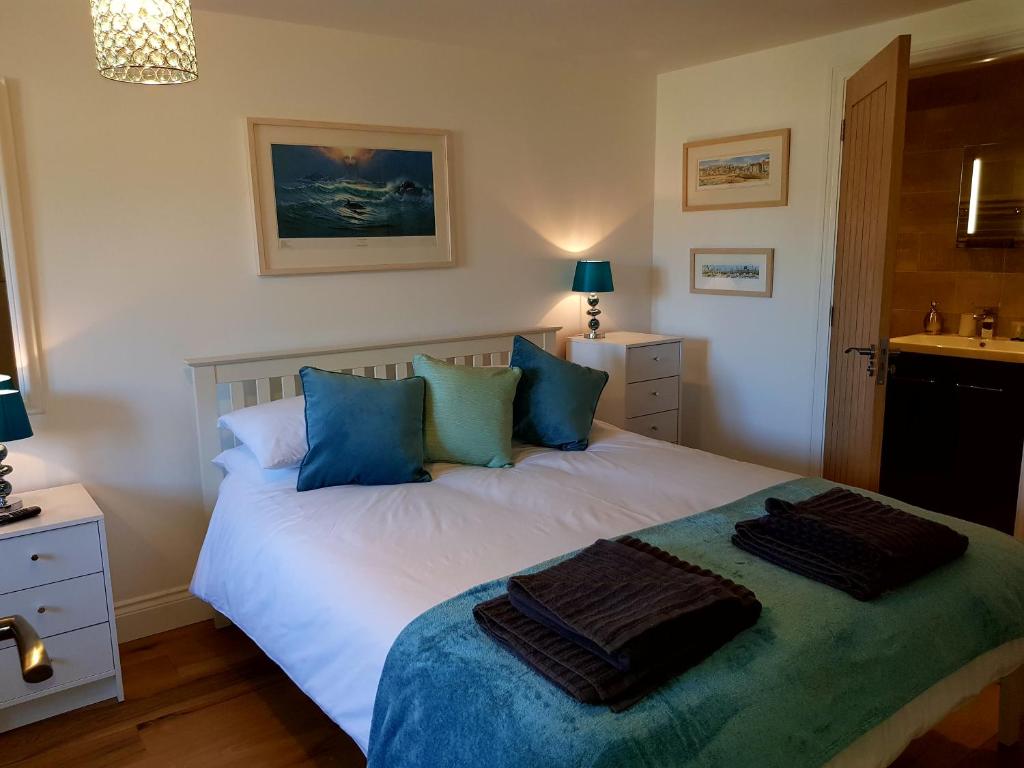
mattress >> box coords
[190,421,1023,763]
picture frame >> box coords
[247,117,454,275]
[690,248,774,298]
[682,129,790,211]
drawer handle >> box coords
[30,554,39,562]
[652,356,660,362]
[650,391,659,397]
[36,606,46,614]
[650,425,659,431]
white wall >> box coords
[652,0,1024,476]
[0,1,655,631]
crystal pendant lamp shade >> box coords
[90,0,198,84]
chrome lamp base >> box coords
[584,292,605,339]
[0,443,21,512]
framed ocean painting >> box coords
[690,248,774,297]
[682,129,789,211]
[247,118,453,275]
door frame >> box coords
[808,28,1024,477]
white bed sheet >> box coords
[190,422,1023,764]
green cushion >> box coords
[412,354,522,468]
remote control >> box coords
[0,505,41,526]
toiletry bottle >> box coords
[980,309,996,340]
[924,301,942,335]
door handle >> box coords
[843,344,877,377]
[0,615,53,683]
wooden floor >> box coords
[0,620,1019,767]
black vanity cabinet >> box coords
[880,352,1023,534]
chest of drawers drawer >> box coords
[625,409,679,443]
[0,522,102,594]
[626,342,680,383]
[0,573,110,652]
[625,376,679,418]
[0,623,114,706]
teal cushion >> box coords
[297,367,431,489]
[412,354,522,468]
[510,335,608,450]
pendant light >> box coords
[90,0,198,84]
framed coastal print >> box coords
[690,248,774,297]
[247,117,454,275]
[682,129,789,211]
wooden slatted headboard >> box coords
[185,327,560,516]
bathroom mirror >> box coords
[956,141,1024,248]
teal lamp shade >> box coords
[0,387,32,442]
[572,260,614,294]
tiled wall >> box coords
[891,58,1024,339]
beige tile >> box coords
[953,272,1002,314]
[1000,274,1024,317]
[900,148,962,196]
[890,309,927,337]
[891,270,956,312]
[1004,252,1024,274]
[895,233,918,271]
[968,249,1004,272]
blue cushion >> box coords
[297,367,431,489]
[510,335,608,451]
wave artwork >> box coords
[271,144,437,239]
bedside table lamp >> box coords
[572,260,614,339]
[0,383,32,512]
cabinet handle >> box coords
[29,554,39,562]
[955,382,1004,394]
[650,425,659,431]
[652,356,660,362]
[36,606,46,614]
[650,391,659,397]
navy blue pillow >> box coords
[510,335,608,451]
[297,367,431,490]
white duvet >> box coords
[191,422,795,751]
[190,421,1024,763]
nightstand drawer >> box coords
[0,574,109,652]
[0,523,102,594]
[625,410,679,443]
[625,376,679,417]
[0,622,114,706]
[626,343,680,383]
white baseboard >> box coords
[114,585,213,643]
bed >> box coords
[185,328,1024,767]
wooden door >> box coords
[823,36,910,490]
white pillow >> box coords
[213,445,298,485]
[217,395,308,469]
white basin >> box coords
[889,333,1024,364]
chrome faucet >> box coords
[979,308,997,340]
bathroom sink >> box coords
[889,333,1024,363]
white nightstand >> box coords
[0,484,123,732]
[567,332,684,444]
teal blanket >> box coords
[367,478,1024,768]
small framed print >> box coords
[690,248,774,298]
[682,129,790,211]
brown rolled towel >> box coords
[733,487,968,600]
[474,536,761,710]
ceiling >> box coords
[193,0,964,74]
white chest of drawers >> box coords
[566,332,684,444]
[0,484,123,732]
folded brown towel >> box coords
[474,536,761,710]
[733,487,969,600]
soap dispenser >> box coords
[923,301,942,335]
